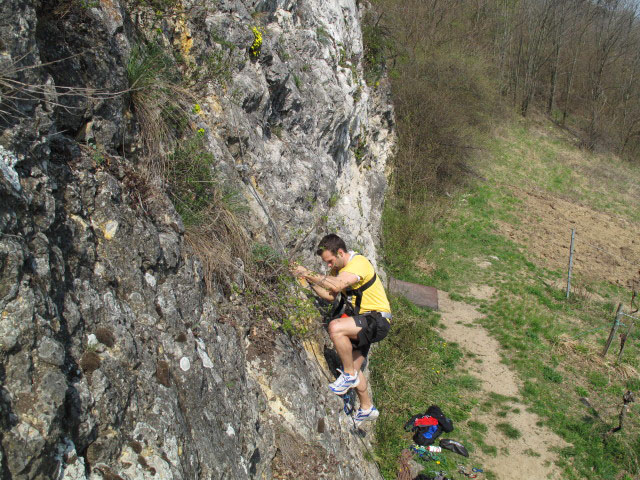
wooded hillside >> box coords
[367,0,640,197]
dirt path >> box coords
[437,288,567,480]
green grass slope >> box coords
[373,116,640,479]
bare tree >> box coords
[584,0,636,149]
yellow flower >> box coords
[250,26,263,57]
[193,104,202,114]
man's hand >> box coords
[289,263,310,278]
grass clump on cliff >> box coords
[126,41,252,295]
[169,133,250,292]
[127,42,195,173]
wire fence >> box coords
[563,229,639,363]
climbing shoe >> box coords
[329,369,360,395]
[354,406,379,425]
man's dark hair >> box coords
[316,234,347,256]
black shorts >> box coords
[350,312,391,357]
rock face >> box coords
[0,0,395,479]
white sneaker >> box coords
[329,369,360,395]
[354,406,380,426]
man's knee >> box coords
[328,318,350,336]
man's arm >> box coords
[291,265,359,299]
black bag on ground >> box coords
[426,405,454,433]
[404,404,454,446]
[413,424,442,446]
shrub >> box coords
[362,11,395,86]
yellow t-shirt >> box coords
[340,253,391,315]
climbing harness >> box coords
[330,254,378,318]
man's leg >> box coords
[353,350,373,411]
[327,316,361,376]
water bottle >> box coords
[428,446,442,453]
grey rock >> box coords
[0,287,35,352]
[0,0,394,478]
[0,145,22,193]
[37,337,65,366]
[0,238,24,305]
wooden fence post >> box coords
[566,229,576,299]
[602,303,623,357]
[617,315,636,364]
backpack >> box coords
[404,405,454,446]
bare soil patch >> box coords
[438,290,567,480]
[496,187,640,289]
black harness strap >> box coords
[345,272,377,316]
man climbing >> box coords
[291,234,391,425]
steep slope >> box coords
[0,0,395,478]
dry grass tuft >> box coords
[126,42,196,178]
[555,334,639,382]
[184,201,249,294]
[614,363,638,380]
[555,335,602,359]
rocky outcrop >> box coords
[0,0,395,478]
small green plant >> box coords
[88,142,105,165]
[270,125,283,138]
[338,48,348,68]
[210,31,237,50]
[293,74,301,89]
[316,26,331,45]
[276,36,290,61]
[166,135,217,226]
[246,244,318,337]
[496,422,522,439]
[197,49,234,86]
[353,137,367,163]
[79,0,100,8]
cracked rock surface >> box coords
[0,0,394,478]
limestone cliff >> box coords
[0,0,395,478]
